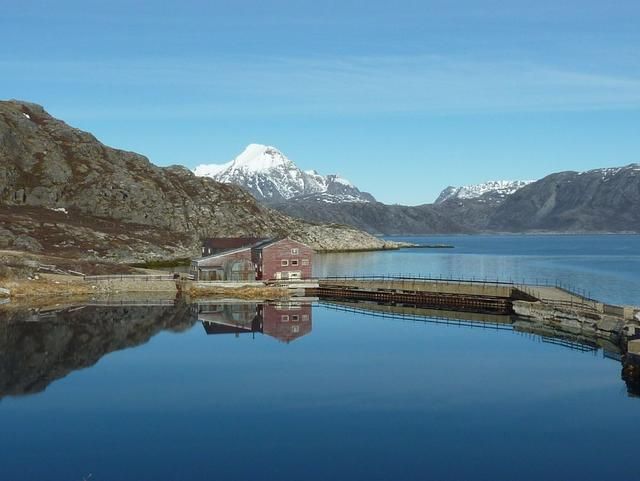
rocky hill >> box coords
[0,100,392,261]
[486,165,640,232]
[272,199,469,235]
[194,144,375,203]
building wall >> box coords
[259,239,313,280]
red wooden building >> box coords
[190,237,313,281]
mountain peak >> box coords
[232,144,292,172]
[194,144,375,203]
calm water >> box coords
[1,235,639,481]
[316,234,640,305]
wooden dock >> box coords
[303,276,634,317]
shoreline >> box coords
[0,275,297,304]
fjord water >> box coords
[316,234,640,305]
[1,235,639,481]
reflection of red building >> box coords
[196,303,312,343]
[199,304,263,336]
[262,303,312,343]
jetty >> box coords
[295,275,640,348]
[300,275,635,317]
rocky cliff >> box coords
[0,100,392,261]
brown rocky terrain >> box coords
[0,100,394,264]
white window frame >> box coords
[281,259,289,266]
[301,259,309,266]
[291,259,299,266]
[291,248,299,255]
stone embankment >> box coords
[513,299,640,360]
[513,301,629,343]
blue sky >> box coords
[2,0,639,204]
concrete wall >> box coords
[92,279,177,294]
[513,300,624,342]
[319,279,514,298]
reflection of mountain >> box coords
[196,302,312,343]
[0,301,195,399]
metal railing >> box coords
[83,274,177,282]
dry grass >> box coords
[2,274,97,298]
[187,285,291,300]
[1,275,291,303]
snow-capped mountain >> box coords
[435,180,533,204]
[194,144,375,203]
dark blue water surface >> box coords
[315,234,640,305]
[1,235,639,481]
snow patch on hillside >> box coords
[435,180,533,204]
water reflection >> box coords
[195,302,312,343]
[0,300,195,400]
[320,299,640,397]
[0,299,638,401]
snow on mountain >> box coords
[578,163,640,180]
[435,180,533,204]
[194,144,375,203]
[193,161,231,178]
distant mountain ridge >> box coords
[271,164,640,234]
[194,144,375,203]
[484,164,640,232]
[435,180,533,204]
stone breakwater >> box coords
[513,300,640,353]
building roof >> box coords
[193,236,312,264]
[192,245,254,264]
[202,237,267,250]
[253,237,312,251]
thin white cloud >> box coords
[5,55,640,118]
